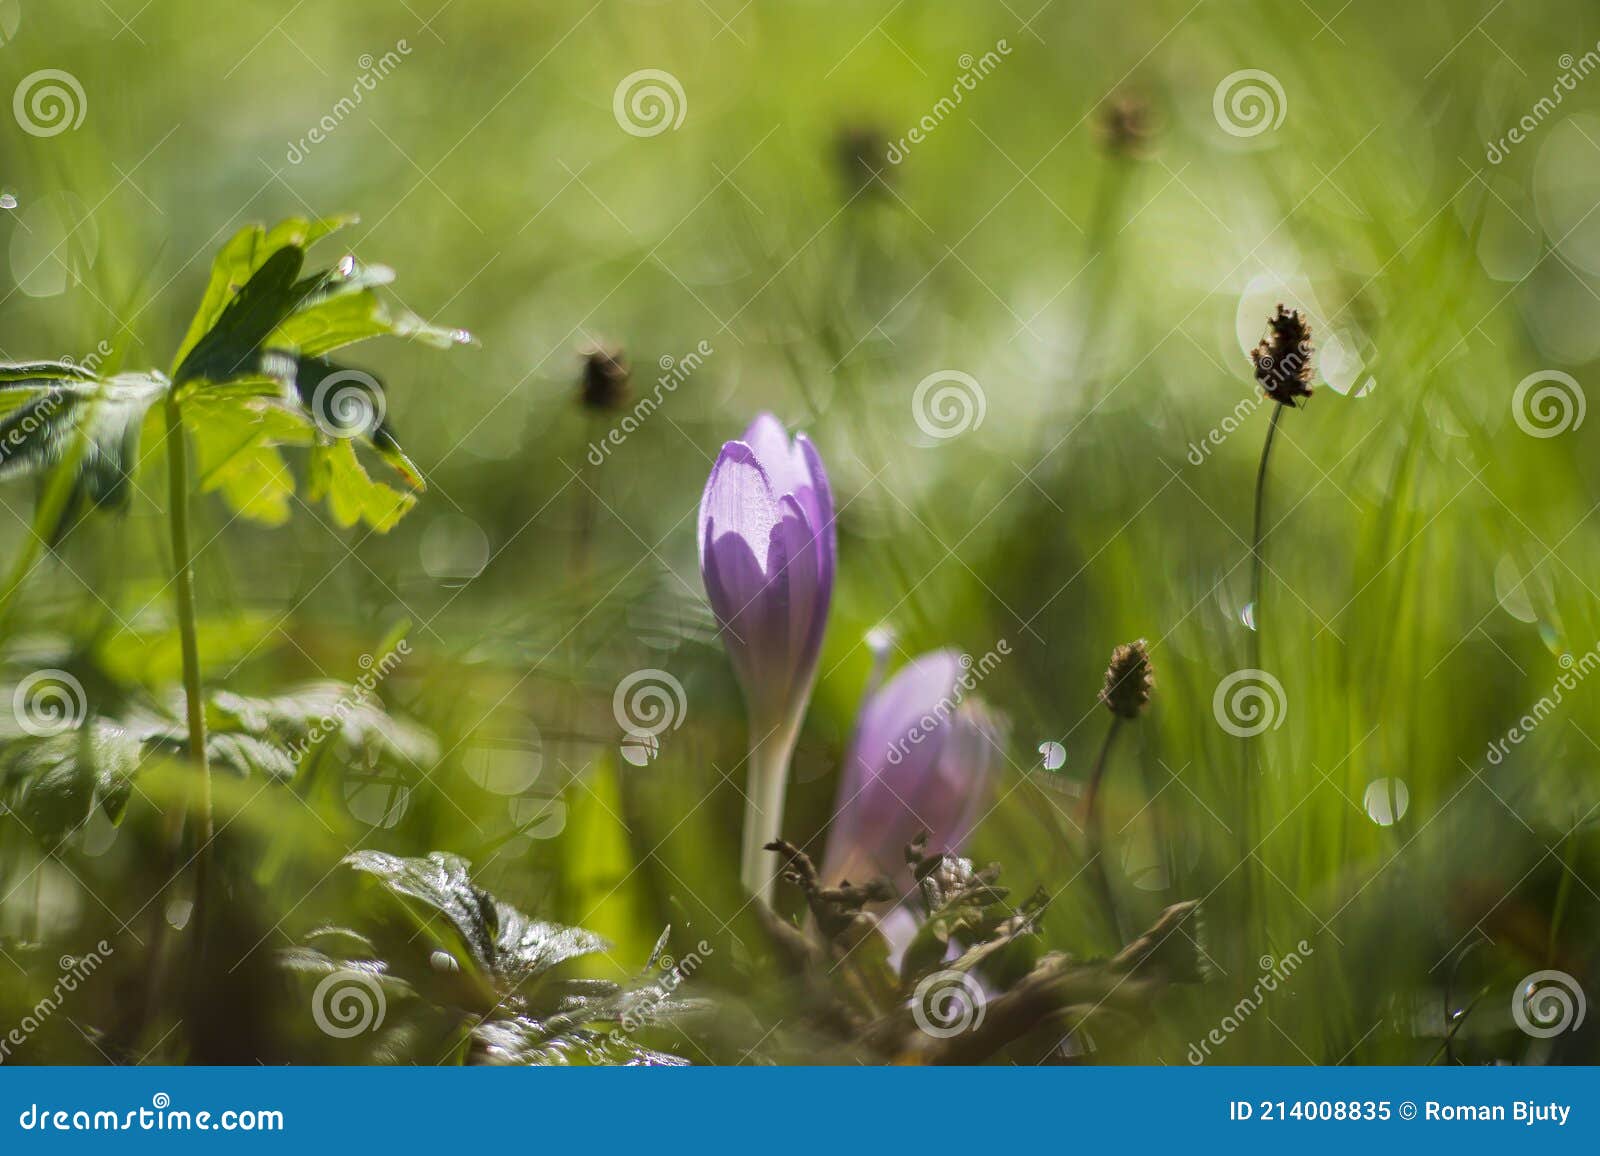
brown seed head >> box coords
[833,123,893,199]
[1100,639,1154,719]
[1097,93,1154,158]
[1251,305,1314,407]
[578,344,630,412]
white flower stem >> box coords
[740,718,801,905]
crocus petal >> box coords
[698,441,776,571]
[743,412,812,502]
[822,650,1001,888]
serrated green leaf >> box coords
[183,393,313,526]
[306,438,416,532]
[207,682,437,769]
[0,719,145,841]
[0,367,169,529]
[170,215,354,374]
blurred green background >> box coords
[2,0,1599,1064]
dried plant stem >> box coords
[163,395,213,930]
[1083,716,1124,943]
[1248,404,1284,671]
[1240,404,1285,962]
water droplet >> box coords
[865,624,895,658]
[1038,740,1066,771]
[0,194,16,210]
[420,513,490,581]
[1239,602,1257,631]
[449,328,474,345]
[165,898,193,931]
[508,794,567,840]
[464,733,543,795]
[620,730,660,767]
[1363,777,1410,826]
[334,254,356,278]
[429,949,460,973]
[344,771,411,828]
[1494,556,1537,623]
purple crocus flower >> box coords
[699,413,835,903]
[821,649,1003,892]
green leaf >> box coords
[344,850,610,987]
[0,366,169,528]
[170,216,354,375]
[182,392,312,526]
[207,682,437,771]
[0,719,145,841]
[306,438,416,532]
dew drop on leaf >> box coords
[620,730,660,767]
[1037,740,1066,771]
[1363,777,1410,826]
[1239,601,1257,631]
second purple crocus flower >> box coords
[699,413,835,903]
[822,649,1003,892]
